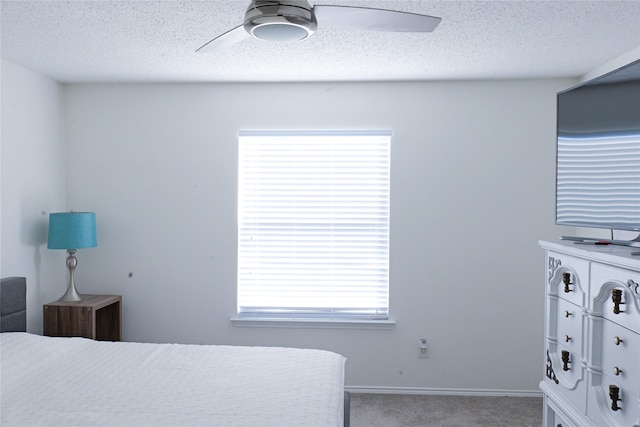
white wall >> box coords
[0,60,67,332]
[63,79,574,393]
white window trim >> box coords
[230,316,396,330]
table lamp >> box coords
[47,211,97,302]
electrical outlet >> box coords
[418,338,428,358]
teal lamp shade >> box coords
[48,212,97,250]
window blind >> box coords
[237,131,391,320]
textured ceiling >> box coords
[1,0,640,83]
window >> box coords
[237,131,391,320]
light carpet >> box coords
[349,394,543,427]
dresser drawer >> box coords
[548,251,589,307]
[554,297,583,353]
[551,407,579,427]
[600,320,640,396]
[546,397,580,427]
[544,341,587,412]
[587,372,640,427]
[591,263,640,333]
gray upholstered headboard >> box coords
[1,277,27,332]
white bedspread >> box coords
[0,332,345,427]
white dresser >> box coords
[540,240,640,427]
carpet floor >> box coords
[349,394,543,427]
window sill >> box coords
[230,317,396,330]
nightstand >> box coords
[43,295,122,341]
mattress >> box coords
[0,332,346,427]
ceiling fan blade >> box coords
[197,25,250,53]
[314,5,441,32]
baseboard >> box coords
[345,385,542,398]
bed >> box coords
[1,277,350,427]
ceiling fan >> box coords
[196,0,441,52]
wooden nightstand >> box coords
[43,295,122,341]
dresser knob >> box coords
[562,272,572,293]
[609,385,621,411]
[564,335,571,342]
[561,350,570,371]
[614,336,623,345]
[612,289,624,314]
[564,310,572,318]
[614,367,622,376]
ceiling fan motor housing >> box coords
[244,1,317,42]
